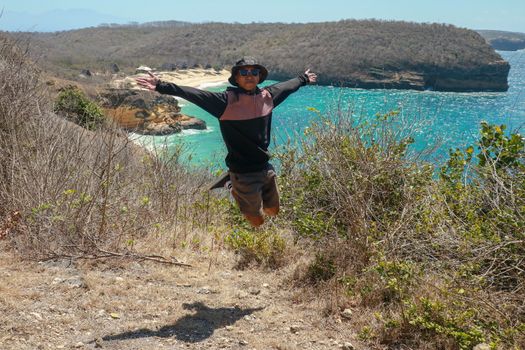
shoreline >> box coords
[109,68,231,90]
[157,68,230,88]
[103,68,229,139]
[198,81,228,89]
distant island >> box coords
[477,30,525,51]
[13,19,509,92]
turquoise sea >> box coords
[134,51,525,170]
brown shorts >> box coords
[229,165,279,217]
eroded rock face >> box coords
[98,89,206,135]
[178,115,207,130]
[490,38,525,51]
[422,60,510,92]
[271,60,510,92]
[353,60,509,92]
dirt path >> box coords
[0,245,360,350]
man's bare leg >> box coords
[243,207,277,227]
[230,187,265,227]
[263,206,279,217]
[244,214,264,227]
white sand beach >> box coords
[159,68,230,88]
[110,68,230,90]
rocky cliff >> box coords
[270,56,510,92]
[323,60,510,92]
[270,59,509,92]
[98,89,206,136]
[489,38,525,51]
[478,30,525,51]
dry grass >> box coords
[0,33,228,263]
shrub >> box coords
[306,253,337,283]
[277,106,525,349]
[54,85,105,130]
[225,227,286,269]
[1,37,223,261]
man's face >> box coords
[235,65,260,91]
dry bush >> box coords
[0,35,222,261]
[278,108,430,271]
[277,106,525,349]
[0,34,48,217]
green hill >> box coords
[478,29,525,51]
[9,19,509,92]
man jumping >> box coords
[137,57,317,227]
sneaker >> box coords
[209,172,230,190]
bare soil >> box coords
[0,242,361,350]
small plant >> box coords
[405,297,486,350]
[225,228,286,268]
[477,122,524,169]
[372,257,418,302]
[54,86,105,130]
[307,253,337,283]
[358,325,376,341]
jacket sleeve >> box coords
[265,74,309,108]
[155,82,228,118]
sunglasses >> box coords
[238,68,260,76]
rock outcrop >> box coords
[80,69,92,77]
[161,63,178,71]
[422,60,510,92]
[489,38,525,51]
[109,63,120,73]
[135,66,153,74]
[98,89,206,136]
[477,30,525,51]
[271,59,510,92]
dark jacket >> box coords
[156,74,309,173]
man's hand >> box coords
[136,71,160,91]
[305,69,317,83]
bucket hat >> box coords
[228,56,268,86]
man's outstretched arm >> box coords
[136,72,228,118]
[135,71,160,91]
[266,69,317,108]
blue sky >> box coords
[1,0,524,32]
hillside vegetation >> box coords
[478,30,525,51]
[1,32,524,349]
[11,19,509,91]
